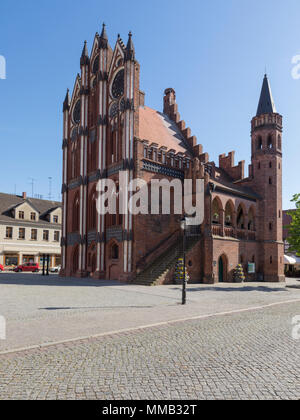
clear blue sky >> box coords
[0,0,299,208]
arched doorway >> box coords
[218,254,228,283]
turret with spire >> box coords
[249,74,284,282]
[125,31,135,61]
[80,41,89,66]
[63,88,70,112]
[99,23,108,49]
[251,74,282,155]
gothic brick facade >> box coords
[60,25,284,284]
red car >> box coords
[0,264,4,272]
[14,263,40,273]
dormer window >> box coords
[19,211,24,220]
[53,215,59,224]
[31,212,36,221]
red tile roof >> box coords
[138,106,190,154]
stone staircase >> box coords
[133,236,200,286]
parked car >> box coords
[14,263,40,273]
[49,265,61,273]
[0,264,4,272]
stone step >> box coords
[133,236,200,286]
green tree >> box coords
[286,194,300,256]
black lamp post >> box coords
[180,216,187,305]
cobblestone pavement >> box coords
[1,273,300,352]
[0,301,299,400]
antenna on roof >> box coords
[48,177,53,201]
[28,178,36,198]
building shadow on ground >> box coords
[0,274,125,288]
[184,285,288,293]
[38,305,155,310]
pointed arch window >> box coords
[72,196,80,232]
[111,243,119,260]
[267,135,273,149]
[257,136,263,150]
[237,205,245,230]
[225,201,234,226]
[248,207,255,231]
[212,198,222,225]
[88,190,97,230]
[71,143,79,180]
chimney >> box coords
[22,192,27,199]
[163,88,178,121]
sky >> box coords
[0,0,299,209]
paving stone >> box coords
[0,302,299,400]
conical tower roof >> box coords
[256,74,276,116]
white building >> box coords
[0,192,62,269]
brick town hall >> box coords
[60,24,284,284]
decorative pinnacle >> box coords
[80,40,89,66]
[125,31,135,61]
[99,23,108,49]
[100,23,108,40]
[63,88,71,112]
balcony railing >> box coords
[212,224,222,236]
[224,227,235,238]
[212,225,256,241]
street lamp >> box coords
[180,216,187,305]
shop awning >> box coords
[284,255,297,265]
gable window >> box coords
[6,227,13,239]
[19,211,24,220]
[53,215,59,224]
[19,228,25,240]
[31,229,37,241]
[31,212,36,221]
[54,231,60,242]
[43,230,49,241]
